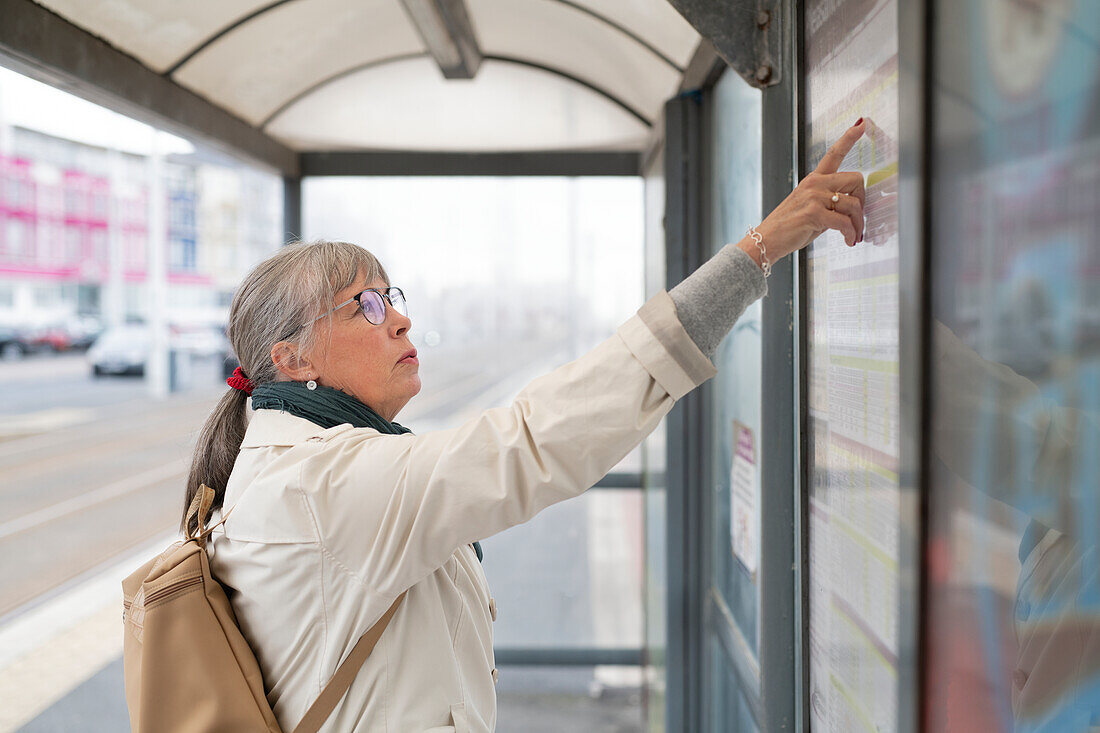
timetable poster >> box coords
[804,0,902,732]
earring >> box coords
[306,377,317,391]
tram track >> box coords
[0,470,184,619]
[0,459,187,541]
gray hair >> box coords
[182,240,388,535]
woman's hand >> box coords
[740,119,868,268]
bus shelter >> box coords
[4,0,1098,731]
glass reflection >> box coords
[926,1,1100,731]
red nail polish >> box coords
[854,117,863,126]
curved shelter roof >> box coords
[32,0,702,153]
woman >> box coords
[195,121,867,732]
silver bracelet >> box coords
[747,226,771,278]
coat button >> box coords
[1013,669,1028,690]
[491,667,499,685]
[489,597,498,622]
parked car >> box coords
[0,326,27,361]
[67,316,105,350]
[88,325,150,376]
[27,325,71,352]
[170,324,229,357]
[26,316,104,353]
[88,324,232,377]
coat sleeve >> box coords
[299,290,719,596]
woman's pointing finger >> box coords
[815,118,865,175]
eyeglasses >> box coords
[311,287,407,326]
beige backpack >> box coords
[122,484,405,733]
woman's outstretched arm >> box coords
[671,118,868,359]
[287,122,870,597]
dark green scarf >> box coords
[251,381,483,562]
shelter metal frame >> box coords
[894,0,932,730]
[661,2,802,729]
[662,86,709,733]
[757,0,800,728]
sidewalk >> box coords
[3,528,644,733]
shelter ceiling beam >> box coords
[398,0,483,79]
[300,150,641,177]
[0,0,300,176]
[665,0,781,88]
[677,39,724,94]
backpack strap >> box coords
[185,484,235,549]
[292,589,408,733]
[188,483,405,732]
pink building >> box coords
[0,136,213,328]
[0,125,281,332]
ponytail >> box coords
[182,387,249,536]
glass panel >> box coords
[707,638,759,733]
[484,484,644,650]
[495,665,643,731]
[924,1,1100,731]
[707,67,763,655]
[303,175,644,429]
[803,1,902,730]
[305,173,648,705]
[353,177,646,644]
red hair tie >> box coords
[227,367,255,395]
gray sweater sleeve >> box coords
[668,244,768,360]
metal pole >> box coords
[760,0,800,729]
[104,149,125,329]
[282,175,301,245]
[662,91,708,733]
[146,130,169,398]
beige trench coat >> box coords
[208,290,719,732]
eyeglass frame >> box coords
[308,287,407,327]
